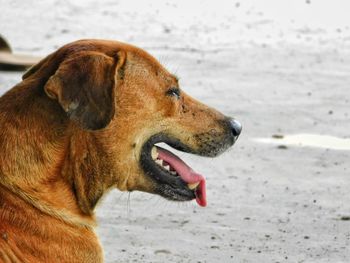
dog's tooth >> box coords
[188,182,200,190]
[151,147,159,160]
[170,171,177,175]
[155,159,163,166]
[164,165,170,171]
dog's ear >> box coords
[44,51,125,130]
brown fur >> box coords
[0,40,233,262]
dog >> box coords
[0,39,241,262]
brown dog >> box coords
[0,39,241,262]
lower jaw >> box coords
[139,135,207,207]
[155,184,196,202]
[140,156,197,203]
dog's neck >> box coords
[61,128,116,215]
[0,79,110,227]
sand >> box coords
[0,0,349,262]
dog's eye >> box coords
[166,88,181,99]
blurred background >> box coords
[1,0,349,262]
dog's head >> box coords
[24,40,241,208]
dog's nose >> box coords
[228,118,242,137]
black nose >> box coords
[228,118,242,137]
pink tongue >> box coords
[157,147,207,207]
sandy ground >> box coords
[1,0,350,262]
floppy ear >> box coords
[44,51,125,130]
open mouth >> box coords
[140,135,207,207]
